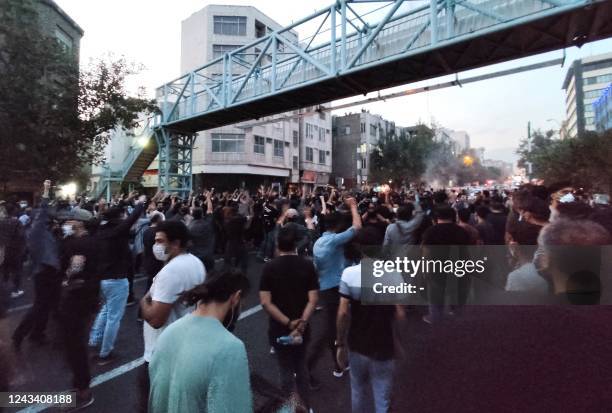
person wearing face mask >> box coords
[139,220,205,413]
[148,269,251,413]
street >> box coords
[4,254,612,412]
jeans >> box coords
[349,351,395,413]
[259,229,276,259]
[275,334,310,408]
[89,278,129,357]
[307,288,341,376]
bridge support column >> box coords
[155,128,196,198]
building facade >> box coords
[562,52,612,138]
[332,110,405,187]
[593,83,612,133]
[436,127,471,155]
[36,0,83,61]
[180,5,332,190]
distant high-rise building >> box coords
[593,83,612,133]
[562,52,612,138]
[436,128,471,155]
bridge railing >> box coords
[156,0,582,128]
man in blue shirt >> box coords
[309,197,361,381]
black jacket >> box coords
[95,203,144,279]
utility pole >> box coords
[526,121,532,181]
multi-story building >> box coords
[180,5,332,190]
[593,83,612,133]
[332,110,406,187]
[36,0,83,61]
[562,52,612,138]
[436,127,471,155]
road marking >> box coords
[16,304,264,413]
[7,277,149,314]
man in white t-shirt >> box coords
[139,220,206,412]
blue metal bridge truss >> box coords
[95,0,612,197]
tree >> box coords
[0,0,156,191]
[369,124,457,187]
[517,129,612,192]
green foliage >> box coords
[0,0,157,186]
[369,124,503,187]
[517,129,612,191]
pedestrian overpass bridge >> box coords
[93,0,612,198]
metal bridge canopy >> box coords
[95,0,612,197]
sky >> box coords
[55,0,612,164]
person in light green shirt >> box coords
[149,270,252,413]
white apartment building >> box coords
[562,52,612,138]
[181,5,332,190]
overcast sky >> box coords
[56,0,612,164]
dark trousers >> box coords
[276,334,311,408]
[138,362,150,413]
[61,289,98,390]
[224,242,248,273]
[13,266,62,342]
[307,287,341,376]
[1,260,23,292]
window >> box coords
[306,147,314,162]
[212,133,245,152]
[319,150,326,164]
[273,139,284,157]
[584,60,612,72]
[585,74,612,85]
[345,126,351,135]
[318,128,325,142]
[213,44,242,59]
[360,122,366,133]
[254,135,265,154]
[213,16,247,36]
[361,158,367,169]
[255,20,266,38]
[306,123,314,139]
[293,131,298,147]
[293,156,298,169]
[370,124,377,137]
[584,89,604,99]
[55,26,73,52]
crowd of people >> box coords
[0,178,611,412]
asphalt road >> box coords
[3,255,612,413]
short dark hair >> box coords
[155,220,190,248]
[397,204,414,221]
[324,212,342,232]
[457,208,471,223]
[476,206,491,219]
[435,206,456,222]
[432,190,448,205]
[277,225,297,252]
[192,207,204,220]
[181,269,250,306]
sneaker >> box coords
[422,314,433,325]
[263,257,272,263]
[10,290,24,299]
[94,354,114,366]
[332,369,344,378]
[269,346,275,355]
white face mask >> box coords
[62,224,74,237]
[152,243,169,261]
